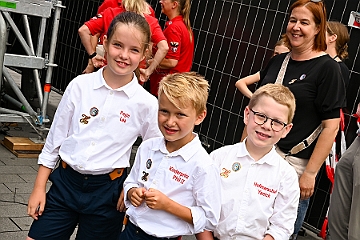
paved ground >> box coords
[0,70,323,239]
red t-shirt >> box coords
[85,7,164,45]
[149,15,194,96]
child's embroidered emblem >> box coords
[80,114,91,124]
[90,107,99,117]
[141,171,149,181]
[170,42,179,52]
[232,162,241,172]
[220,168,231,178]
[146,159,152,169]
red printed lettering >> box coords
[119,110,130,123]
[258,189,270,198]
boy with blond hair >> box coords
[121,72,221,239]
[198,84,299,240]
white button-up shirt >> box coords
[124,135,221,237]
[211,141,299,240]
[38,68,161,174]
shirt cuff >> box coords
[189,206,207,233]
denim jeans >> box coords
[294,197,310,235]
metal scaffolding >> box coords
[0,0,65,140]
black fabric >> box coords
[260,53,346,158]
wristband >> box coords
[88,52,97,59]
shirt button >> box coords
[91,142,95,146]
[101,117,105,121]
[110,91,113,95]
[84,176,88,180]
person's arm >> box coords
[300,118,340,199]
[195,231,214,240]
[139,39,169,81]
[27,165,52,220]
[78,25,105,69]
[263,235,275,240]
[266,166,299,239]
[82,34,101,73]
[235,71,261,99]
[156,58,178,69]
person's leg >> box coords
[292,198,310,237]
[28,167,79,239]
[275,148,309,240]
[75,171,127,240]
[348,137,360,240]
[327,137,359,240]
[120,220,142,240]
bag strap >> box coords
[287,124,324,156]
[275,53,323,156]
[275,53,291,85]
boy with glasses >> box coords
[198,84,299,240]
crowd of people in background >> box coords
[25,0,359,239]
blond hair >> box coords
[249,84,296,123]
[122,0,151,15]
[158,72,209,114]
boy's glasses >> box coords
[310,0,322,2]
[250,109,288,132]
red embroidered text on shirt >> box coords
[120,110,130,123]
[254,182,278,198]
[169,166,189,184]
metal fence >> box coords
[12,0,360,233]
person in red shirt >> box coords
[79,0,160,76]
[149,0,194,96]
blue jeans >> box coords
[294,198,310,235]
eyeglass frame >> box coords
[310,0,322,2]
[249,109,288,132]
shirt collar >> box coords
[165,15,183,27]
[93,68,139,98]
[236,140,278,166]
[153,133,202,162]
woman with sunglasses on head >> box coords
[258,1,345,239]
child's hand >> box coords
[144,188,169,210]
[27,188,46,220]
[116,189,126,212]
[129,187,146,207]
